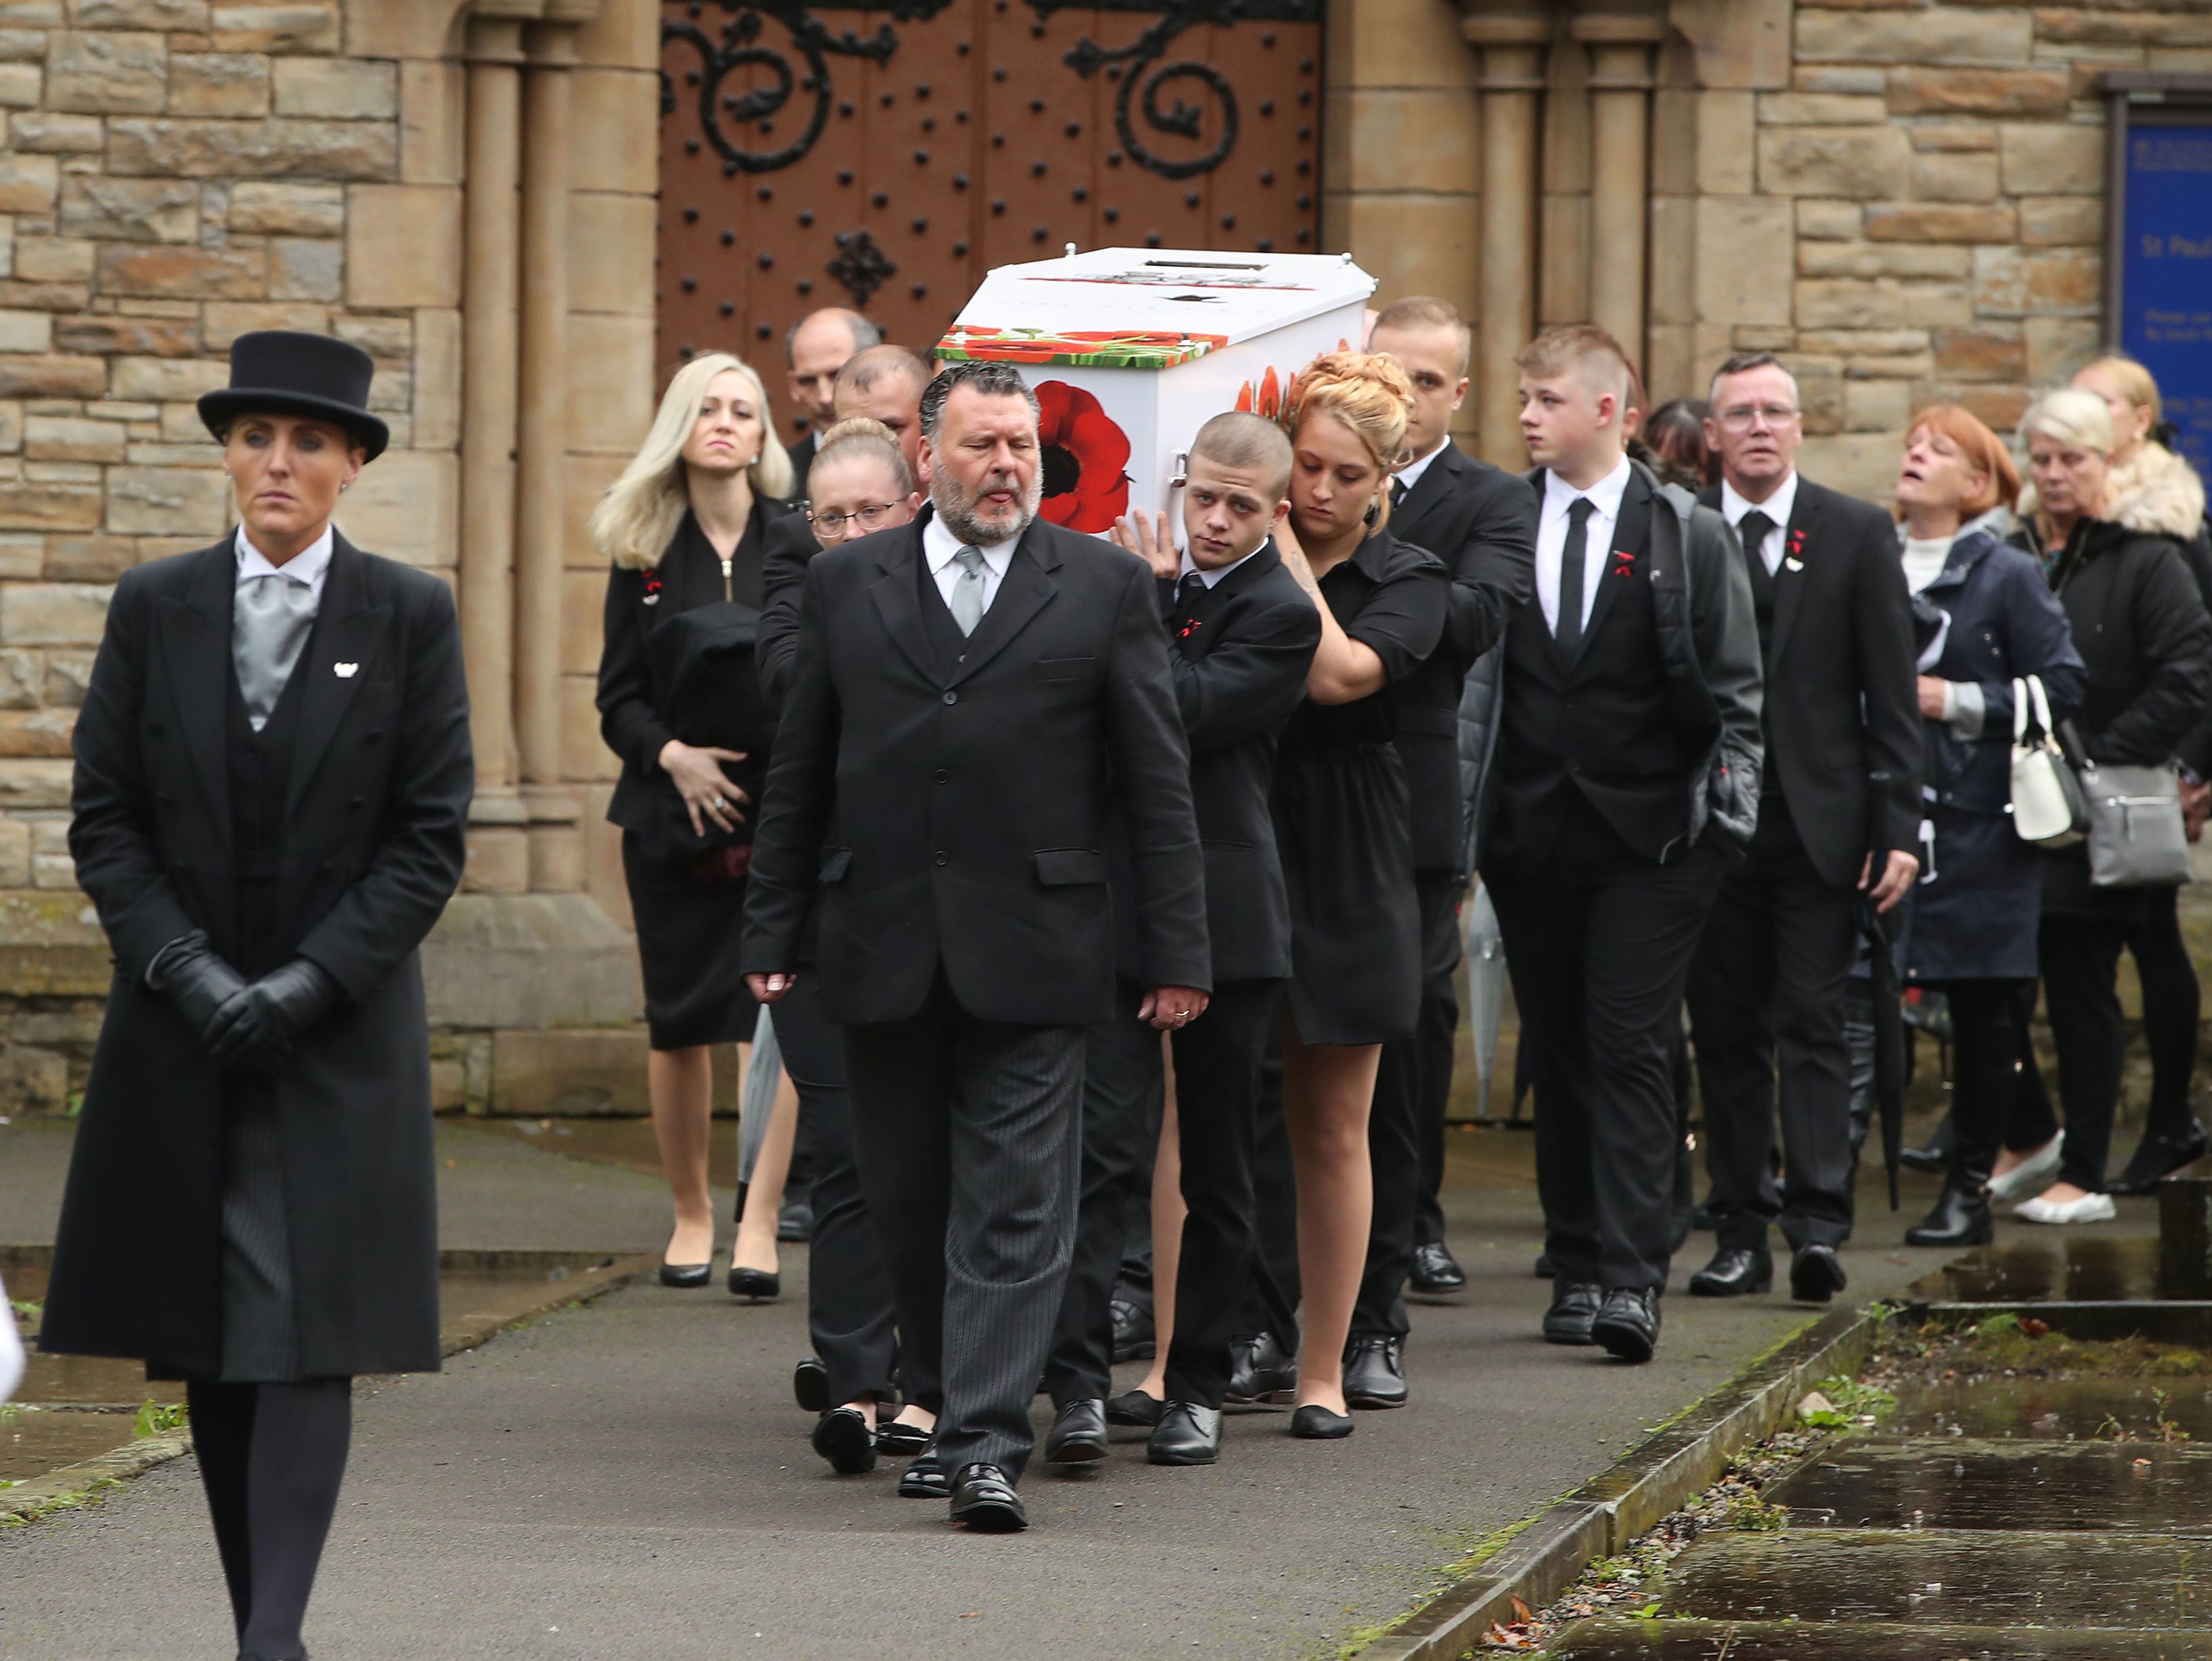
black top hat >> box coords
[197,330,389,461]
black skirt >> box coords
[623,832,760,1050]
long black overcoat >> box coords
[41,535,472,1378]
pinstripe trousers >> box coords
[843,972,1086,1484]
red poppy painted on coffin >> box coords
[1034,380,1132,533]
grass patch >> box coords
[133,1400,187,1438]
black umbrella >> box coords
[1859,771,1906,1210]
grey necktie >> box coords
[949,546,987,637]
[233,571,317,732]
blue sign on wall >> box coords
[2121,125,2212,477]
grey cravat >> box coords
[949,545,987,637]
[232,571,317,732]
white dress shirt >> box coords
[1177,543,1264,590]
[1719,471,1799,575]
[923,512,1017,617]
[234,521,334,602]
[1535,456,1632,635]
[1393,437,1451,499]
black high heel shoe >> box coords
[728,1265,780,1300]
[659,1262,712,1288]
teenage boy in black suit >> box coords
[1042,412,1323,1469]
[1682,353,1920,1304]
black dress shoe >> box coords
[1342,1333,1408,1409]
[1110,1291,1156,1363]
[897,1448,950,1499]
[1790,1243,1849,1303]
[1104,1388,1164,1427]
[1687,1246,1773,1298]
[1534,1251,1556,1279]
[791,1355,830,1413]
[1148,1401,1224,1465]
[1044,1398,1108,1464]
[1591,1287,1662,1363]
[2114,1121,2212,1195]
[1289,1403,1354,1439]
[1905,1180,1993,1247]
[1409,1241,1467,1296]
[776,1199,814,1243]
[1899,1112,1955,1176]
[1543,1279,1602,1346]
[727,1266,779,1301]
[877,1419,931,1457]
[1225,1331,1297,1404]
[659,1261,711,1288]
[950,1463,1027,1532]
[811,1406,876,1475]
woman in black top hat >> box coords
[43,331,472,1661]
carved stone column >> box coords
[1574,13,1665,368]
[1461,9,1551,465]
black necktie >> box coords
[1555,496,1595,651]
[1738,510,1776,577]
[1390,475,1408,510]
[1172,571,1207,652]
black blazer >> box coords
[1390,443,1536,874]
[49,535,472,1379]
[741,508,1211,1026]
[1150,541,1321,982]
[1698,477,1921,885]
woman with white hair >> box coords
[2006,387,2212,1223]
[593,352,796,1285]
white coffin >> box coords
[934,246,1377,533]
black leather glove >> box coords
[149,931,249,1051]
[206,958,343,1075]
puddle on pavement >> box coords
[1888,1375,2212,1441]
[1936,1236,2177,1304]
[1550,1620,2212,1658]
[1769,1440,2212,1533]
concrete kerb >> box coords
[1,1245,659,1528]
[1351,1301,1886,1661]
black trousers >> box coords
[1485,799,1724,1289]
[1683,799,1859,1254]
[1048,979,1279,1409]
[843,972,1084,1482]
[1937,978,2034,1186]
[1237,1036,1303,1344]
[770,971,912,1411]
[1356,871,1464,1337]
[186,1377,351,1661]
[2037,914,2131,1193]
[2129,883,2199,1136]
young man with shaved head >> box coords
[783,307,882,474]
[1462,326,1763,1364]
[1040,412,1321,1470]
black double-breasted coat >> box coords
[43,534,472,1379]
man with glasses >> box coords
[1682,353,1920,1304]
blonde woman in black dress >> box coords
[1269,353,1448,1437]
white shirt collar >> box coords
[1543,453,1632,519]
[922,510,1020,577]
[1177,542,1265,590]
[1394,437,1453,497]
[1720,470,1798,534]
[234,521,334,597]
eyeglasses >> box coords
[806,501,901,535]
[1717,404,1801,431]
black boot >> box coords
[1905,1176,1992,1247]
[2113,1120,2212,1196]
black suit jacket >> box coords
[1150,541,1321,982]
[741,508,1211,1026]
[1699,477,1920,885]
[787,430,818,481]
[1390,443,1536,875]
[50,535,471,1379]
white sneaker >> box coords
[2014,1190,2117,1225]
[1988,1131,2065,1201]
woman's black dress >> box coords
[598,502,787,1050]
[1271,529,1448,1046]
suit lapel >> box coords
[948,522,1059,686]
[284,536,389,820]
[1394,447,1457,540]
[864,518,942,685]
[157,541,239,847]
[1771,481,1815,661]
[1574,472,1652,663]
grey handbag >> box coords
[2079,759,2194,887]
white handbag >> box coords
[2010,675,2087,847]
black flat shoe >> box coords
[1342,1333,1408,1409]
[812,1406,876,1475]
[728,1265,780,1301]
[1899,1112,1955,1176]
[1110,1290,1156,1363]
[659,1262,712,1288]
[1790,1243,1849,1304]
[1044,1398,1108,1465]
[776,1199,814,1243]
[1687,1247,1773,1298]
[949,1462,1027,1532]
[1543,1279,1602,1346]
[1105,1388,1164,1427]
[2114,1121,2212,1195]
[1289,1403,1354,1440]
[1409,1241,1467,1296]
[1591,1287,1662,1363]
[1225,1331,1297,1404]
[792,1355,828,1413]
[898,1448,950,1499]
[1905,1180,1993,1248]
[1147,1401,1224,1465]
[877,1419,931,1458]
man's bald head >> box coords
[785,307,881,430]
